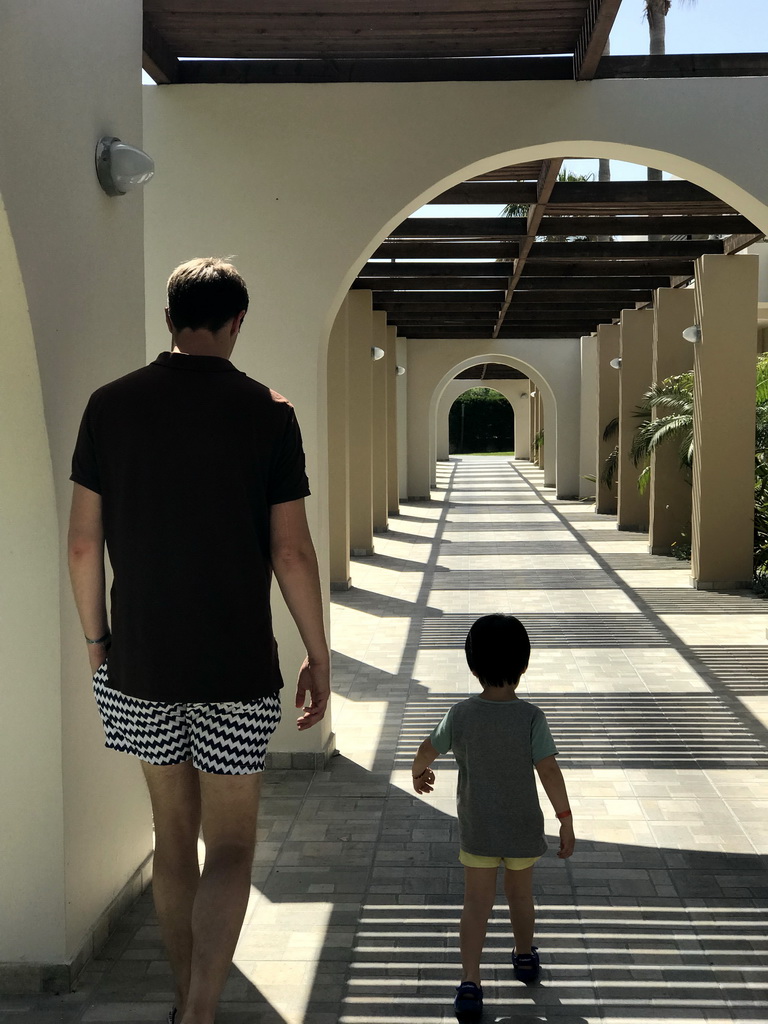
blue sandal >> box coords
[513,946,540,984]
[454,980,483,1016]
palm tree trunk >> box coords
[645,2,670,189]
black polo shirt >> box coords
[71,352,310,703]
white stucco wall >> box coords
[143,73,768,522]
[0,0,150,965]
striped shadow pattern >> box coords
[418,613,669,648]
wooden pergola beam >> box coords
[372,290,507,303]
[353,277,510,290]
[390,215,755,237]
[142,15,180,84]
[374,240,725,261]
[174,54,768,84]
[432,180,730,207]
[573,0,624,81]
[723,233,765,255]
[372,242,520,259]
[595,53,768,80]
[360,262,510,278]
[523,259,695,277]
[493,159,563,338]
[527,240,723,259]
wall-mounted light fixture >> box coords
[609,357,622,370]
[96,136,155,196]
[530,390,537,398]
[395,365,406,376]
[371,346,385,361]
[682,324,702,343]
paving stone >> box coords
[8,458,767,1024]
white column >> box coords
[348,291,374,555]
[397,338,409,501]
[386,326,399,515]
[617,308,653,532]
[691,254,758,588]
[648,288,695,554]
[595,324,620,515]
[579,334,598,499]
[327,297,350,588]
[371,310,389,533]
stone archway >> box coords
[406,344,578,500]
[437,381,526,464]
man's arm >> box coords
[269,498,330,730]
[68,483,110,673]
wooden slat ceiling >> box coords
[145,1,602,58]
[356,163,764,339]
[142,0,623,82]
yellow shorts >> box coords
[459,851,541,870]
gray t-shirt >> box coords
[430,695,558,858]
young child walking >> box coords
[411,614,575,1016]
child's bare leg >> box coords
[504,865,535,954]
[460,867,497,986]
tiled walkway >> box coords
[4,456,768,1024]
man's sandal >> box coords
[167,1009,177,1024]
[454,980,483,1016]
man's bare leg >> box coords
[141,760,202,1019]
[180,771,262,1024]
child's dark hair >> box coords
[465,614,530,687]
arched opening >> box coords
[448,386,515,455]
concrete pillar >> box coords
[531,386,540,465]
[750,241,768,301]
[436,400,450,461]
[371,311,389,533]
[397,338,408,501]
[543,397,556,488]
[579,335,598,500]
[617,309,653,531]
[327,297,351,589]
[347,291,374,555]
[648,288,695,554]
[529,380,537,463]
[386,326,399,516]
[596,323,620,514]
[691,254,758,589]
[512,385,531,459]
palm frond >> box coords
[756,354,768,405]
[630,415,693,464]
[600,445,619,489]
[602,416,619,442]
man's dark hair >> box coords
[464,614,530,687]
[167,257,249,332]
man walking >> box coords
[67,257,330,1024]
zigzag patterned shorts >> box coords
[93,664,281,775]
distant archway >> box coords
[405,343,578,499]
[447,386,515,456]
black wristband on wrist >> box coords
[85,631,111,645]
